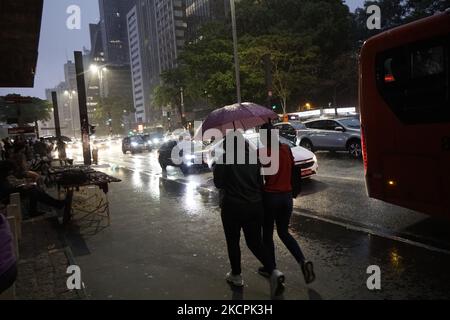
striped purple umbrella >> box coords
[195,102,278,140]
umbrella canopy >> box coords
[195,102,278,140]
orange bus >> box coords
[359,10,450,218]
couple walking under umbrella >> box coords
[199,102,315,299]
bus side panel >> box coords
[360,13,450,218]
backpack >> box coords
[289,149,302,198]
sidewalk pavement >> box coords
[63,166,450,300]
[15,217,84,300]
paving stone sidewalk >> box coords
[15,217,84,300]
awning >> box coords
[0,0,44,88]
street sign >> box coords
[8,127,36,135]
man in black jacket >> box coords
[213,131,285,299]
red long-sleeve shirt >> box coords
[261,144,293,193]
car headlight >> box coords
[131,142,138,147]
[313,155,317,163]
[152,138,160,144]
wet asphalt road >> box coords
[64,144,450,299]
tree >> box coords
[93,95,134,135]
[242,34,320,113]
[0,96,52,124]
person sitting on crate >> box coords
[0,161,70,219]
[0,212,17,294]
[9,143,40,183]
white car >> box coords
[205,133,318,179]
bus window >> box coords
[412,46,444,78]
[376,37,449,124]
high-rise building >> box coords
[155,0,187,72]
[98,0,135,65]
[185,0,229,41]
[89,22,105,64]
[127,0,187,125]
[127,1,161,125]
[42,82,72,137]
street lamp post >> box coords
[230,0,241,104]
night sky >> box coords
[0,0,364,99]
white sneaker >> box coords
[226,272,244,287]
[270,269,285,299]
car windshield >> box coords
[131,136,144,143]
[290,122,307,130]
[149,133,164,139]
[338,118,361,129]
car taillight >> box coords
[361,124,368,172]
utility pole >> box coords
[230,0,241,104]
[74,51,92,165]
[51,92,62,140]
[180,87,186,128]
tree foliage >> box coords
[153,0,447,115]
[93,94,135,135]
[0,96,52,124]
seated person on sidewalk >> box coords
[0,213,17,294]
[0,161,69,218]
[9,143,40,183]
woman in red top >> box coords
[259,123,315,284]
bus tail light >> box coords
[361,125,368,172]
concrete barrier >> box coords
[0,215,18,300]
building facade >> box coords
[127,5,147,124]
[155,0,187,72]
[98,0,135,65]
[185,0,229,41]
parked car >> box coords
[158,139,208,174]
[298,118,362,158]
[122,135,149,154]
[273,121,308,145]
[205,133,318,179]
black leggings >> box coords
[263,192,305,267]
[0,263,17,294]
[221,200,275,276]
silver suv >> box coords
[298,118,362,158]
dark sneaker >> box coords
[258,267,270,278]
[270,269,285,299]
[226,272,244,287]
[301,261,316,284]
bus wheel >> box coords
[300,139,313,151]
[348,140,362,159]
